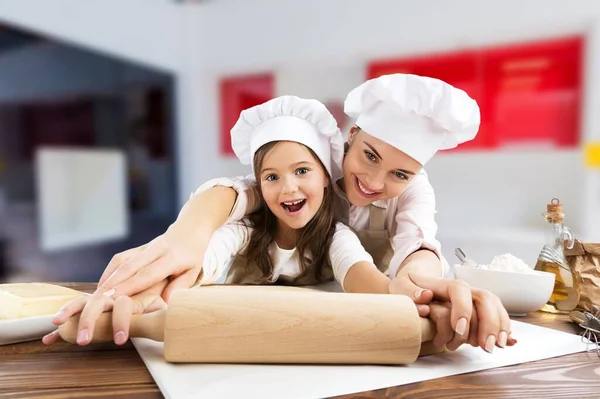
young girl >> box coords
[44,95,386,346]
[196,95,383,289]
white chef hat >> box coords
[230,95,344,181]
[344,73,480,165]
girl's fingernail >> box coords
[414,290,424,299]
[498,331,508,348]
[115,331,127,345]
[103,289,116,298]
[77,329,89,344]
[485,335,496,353]
[454,317,468,336]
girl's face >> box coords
[258,141,330,231]
[341,127,422,207]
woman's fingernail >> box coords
[77,329,89,344]
[414,290,424,299]
[115,331,127,345]
[454,317,468,336]
[498,331,508,348]
[485,335,496,353]
[103,288,116,298]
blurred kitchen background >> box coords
[0,0,598,283]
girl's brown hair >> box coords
[243,141,336,284]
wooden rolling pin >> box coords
[58,286,438,365]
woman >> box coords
[94,74,512,353]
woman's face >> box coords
[341,127,422,207]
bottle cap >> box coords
[545,198,564,223]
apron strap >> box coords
[369,205,386,231]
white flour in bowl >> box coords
[481,253,535,274]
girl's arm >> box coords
[341,261,390,294]
[328,223,390,293]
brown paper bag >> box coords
[564,240,600,312]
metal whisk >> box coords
[571,305,600,357]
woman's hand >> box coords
[95,228,208,302]
[389,272,515,353]
[94,185,238,301]
[428,299,517,352]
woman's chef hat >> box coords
[231,95,344,180]
[344,73,480,165]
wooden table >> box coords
[1,283,598,398]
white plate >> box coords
[0,315,56,345]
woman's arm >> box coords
[195,222,252,286]
[385,173,514,353]
[96,176,260,300]
[388,171,445,280]
[395,249,442,278]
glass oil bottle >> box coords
[535,198,579,313]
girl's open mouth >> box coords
[281,199,306,214]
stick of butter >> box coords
[0,283,83,320]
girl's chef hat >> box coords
[344,73,480,165]
[231,95,344,180]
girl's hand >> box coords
[43,281,167,346]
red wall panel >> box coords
[219,73,274,155]
[367,35,582,152]
[482,36,582,148]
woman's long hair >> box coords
[243,141,336,283]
